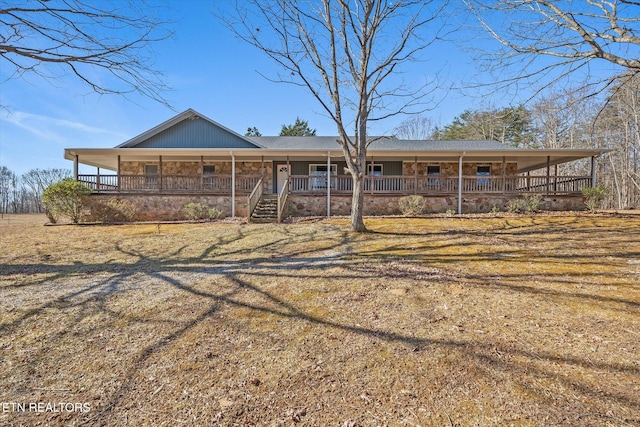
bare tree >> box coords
[22,168,72,212]
[465,0,640,99]
[0,0,171,106]
[221,0,447,231]
[0,166,15,214]
[593,73,640,208]
[393,115,436,140]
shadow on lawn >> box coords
[1,222,639,425]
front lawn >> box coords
[1,214,638,426]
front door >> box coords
[276,164,289,194]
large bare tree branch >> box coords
[0,0,172,107]
[465,0,640,100]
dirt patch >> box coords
[1,215,639,426]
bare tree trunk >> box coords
[350,174,366,232]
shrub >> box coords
[87,198,138,223]
[398,195,426,216]
[183,203,222,221]
[445,209,456,216]
[507,195,542,213]
[183,202,208,220]
[41,178,91,223]
[506,198,526,213]
[208,207,222,219]
[524,194,542,212]
[582,184,608,212]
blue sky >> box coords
[0,0,599,175]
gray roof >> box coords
[114,109,516,152]
[249,136,513,151]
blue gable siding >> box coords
[133,116,258,149]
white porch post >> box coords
[327,152,331,217]
[231,151,236,217]
[200,155,204,191]
[96,167,101,192]
[458,153,465,214]
[73,155,79,181]
[591,156,597,186]
[159,155,163,192]
[117,155,121,192]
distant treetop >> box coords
[245,127,262,137]
[280,117,316,136]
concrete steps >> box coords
[250,195,278,223]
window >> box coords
[477,165,491,186]
[309,164,337,175]
[202,165,216,187]
[144,164,158,175]
[367,164,383,176]
[144,164,158,186]
[427,165,440,187]
[309,164,337,190]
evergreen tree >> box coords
[279,117,316,136]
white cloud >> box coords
[1,110,129,143]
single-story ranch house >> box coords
[64,109,608,221]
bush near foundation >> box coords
[582,184,608,212]
[86,198,138,223]
[183,202,222,221]
[398,195,426,216]
[42,178,92,223]
[506,194,542,213]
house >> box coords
[64,109,607,221]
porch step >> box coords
[250,195,279,223]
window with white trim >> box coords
[309,164,337,190]
[309,164,337,175]
[367,164,383,176]
[477,165,491,185]
[427,165,440,187]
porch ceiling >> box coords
[64,147,608,172]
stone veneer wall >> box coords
[403,162,518,177]
[88,192,585,221]
[87,194,248,221]
[119,161,273,193]
[287,194,585,216]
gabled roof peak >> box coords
[117,109,263,149]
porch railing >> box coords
[77,174,262,194]
[287,175,592,195]
[247,177,264,219]
[78,174,592,196]
[277,178,289,223]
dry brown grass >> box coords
[0,213,639,426]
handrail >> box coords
[247,177,264,220]
[277,178,289,223]
[78,173,592,196]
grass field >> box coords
[1,213,639,426]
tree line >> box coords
[393,74,640,210]
[0,167,71,214]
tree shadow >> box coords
[1,219,639,424]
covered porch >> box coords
[65,147,604,217]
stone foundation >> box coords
[87,194,248,221]
[87,192,585,221]
[287,194,586,216]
